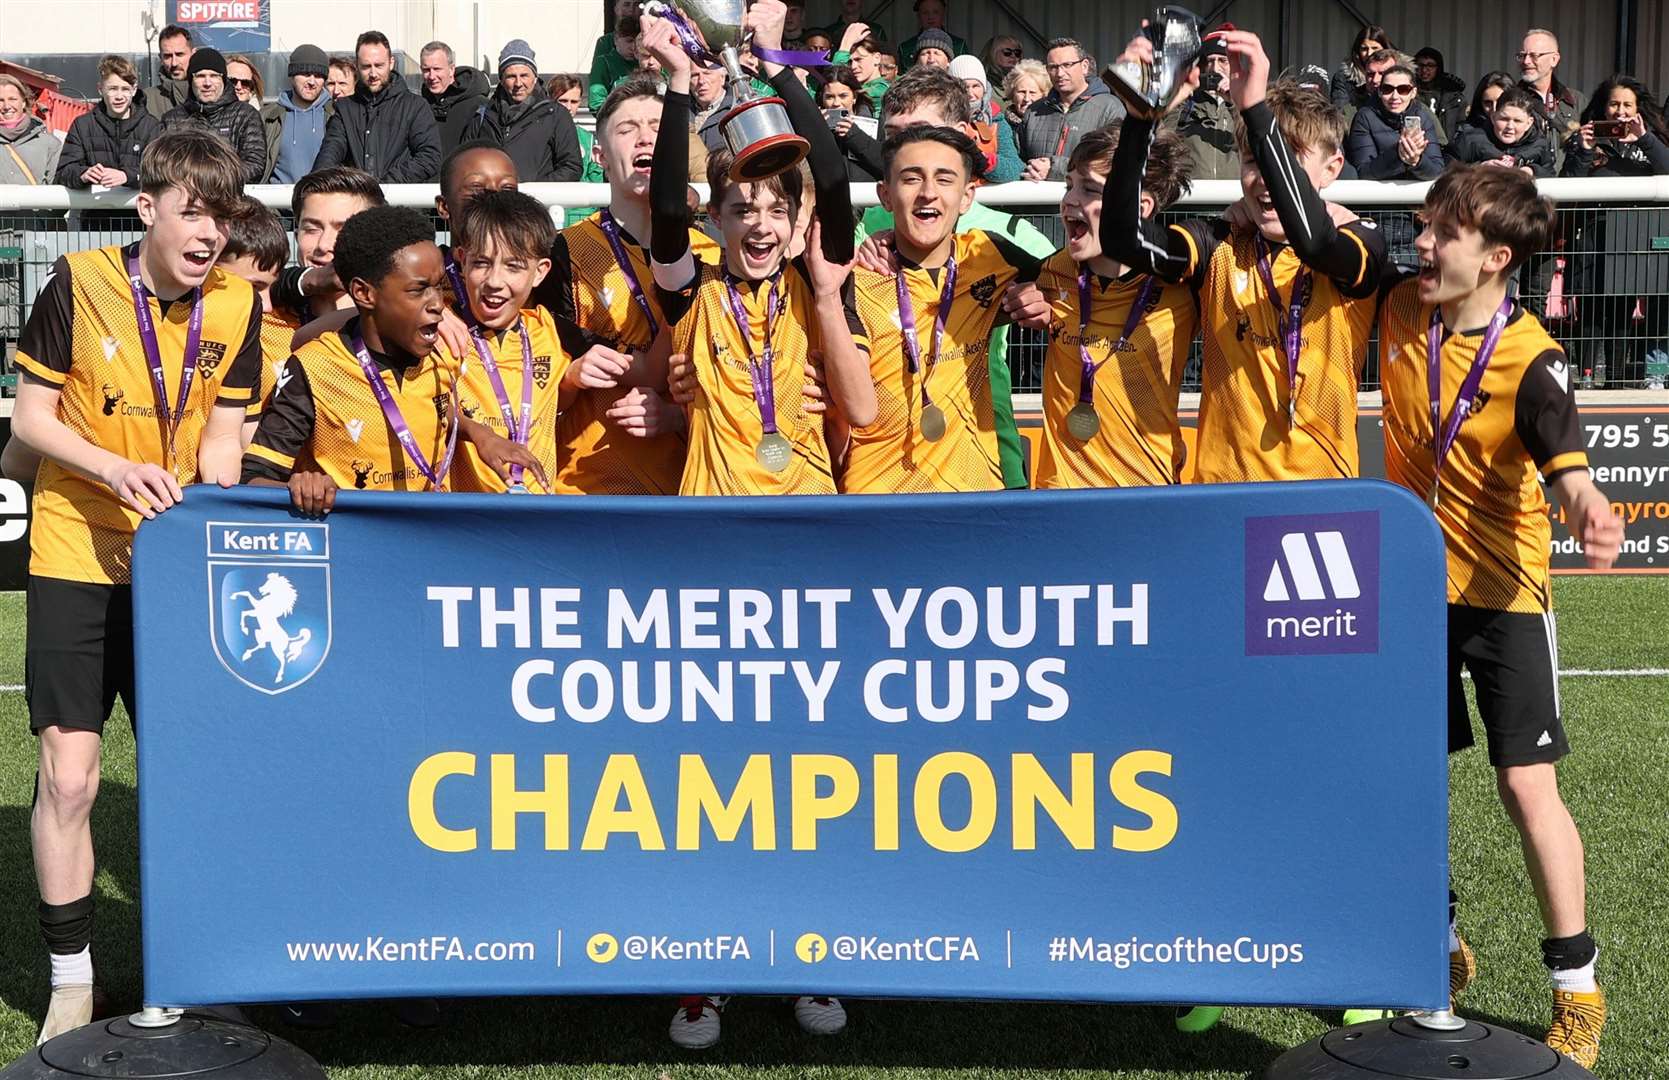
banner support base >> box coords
[0,1011,327,1080]
[1263,1015,1597,1078]
[128,1006,183,1029]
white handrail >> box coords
[6,176,1669,213]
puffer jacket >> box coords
[1016,82,1126,181]
[55,104,161,187]
[162,86,268,182]
[424,66,491,156]
[1346,100,1444,180]
[1448,122,1556,177]
[0,116,60,185]
[1562,130,1669,177]
[312,73,442,182]
[460,81,582,182]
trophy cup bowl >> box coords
[643,0,810,182]
[1103,5,1206,120]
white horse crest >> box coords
[231,573,313,684]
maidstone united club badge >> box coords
[206,520,332,694]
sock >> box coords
[1447,890,1460,953]
[49,947,93,989]
[1542,930,1599,993]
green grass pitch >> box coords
[0,579,1663,1078]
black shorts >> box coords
[1447,603,1567,768]
[25,576,135,737]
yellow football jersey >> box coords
[1031,252,1198,489]
[540,214,718,494]
[1193,228,1376,483]
[842,231,1026,494]
[248,307,301,418]
[449,308,572,494]
[671,264,853,495]
[244,320,464,493]
[1380,280,1588,613]
[15,244,260,584]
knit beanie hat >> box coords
[914,30,954,61]
[947,54,987,89]
[188,48,228,80]
[288,44,329,78]
[498,39,537,73]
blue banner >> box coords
[166,0,271,54]
[133,483,1448,1009]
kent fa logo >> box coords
[206,521,332,693]
[1245,510,1379,656]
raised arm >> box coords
[640,12,696,283]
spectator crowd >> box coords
[2,12,1659,193]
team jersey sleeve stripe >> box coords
[215,384,256,405]
[1341,227,1370,290]
[12,351,67,387]
[1541,451,1588,478]
[244,441,295,470]
[1169,224,1201,279]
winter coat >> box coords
[162,86,268,182]
[1415,72,1466,145]
[55,104,161,187]
[986,113,1021,182]
[460,82,582,182]
[1346,101,1444,180]
[1562,131,1669,177]
[423,66,491,156]
[143,77,189,120]
[1329,62,1371,112]
[312,73,442,183]
[1172,90,1238,180]
[1016,83,1125,181]
[1521,78,1584,172]
[263,90,334,184]
[0,117,60,185]
[1448,122,1556,177]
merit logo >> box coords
[1245,511,1379,656]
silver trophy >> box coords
[643,0,810,182]
[1104,6,1206,120]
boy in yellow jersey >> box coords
[643,0,870,500]
[9,129,260,1044]
[1104,30,1389,484]
[242,206,540,512]
[839,124,1044,493]
[1031,124,1198,489]
[447,189,575,493]
[1379,164,1622,1067]
[215,196,293,443]
[535,77,716,494]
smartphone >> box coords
[1592,119,1629,139]
[823,107,849,126]
[1403,115,1422,133]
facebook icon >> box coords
[1244,510,1381,656]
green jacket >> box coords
[588,36,635,111]
[855,202,1056,488]
[564,126,607,229]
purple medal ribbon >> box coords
[351,334,460,491]
[599,210,662,340]
[723,272,784,436]
[471,322,536,487]
[1076,269,1159,405]
[1426,296,1513,504]
[751,44,834,67]
[1251,235,1313,426]
[125,251,204,467]
[442,250,480,331]
[656,5,721,66]
[895,255,957,410]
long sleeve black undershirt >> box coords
[649,89,695,268]
[769,67,854,265]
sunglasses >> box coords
[230,77,255,89]
[1379,83,1414,96]
[999,47,1022,57]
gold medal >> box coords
[1427,483,1439,510]
[1066,402,1100,441]
[920,404,947,442]
[755,432,793,473]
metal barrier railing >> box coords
[4,179,1669,394]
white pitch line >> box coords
[0,670,1663,694]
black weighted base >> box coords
[0,1012,326,1080]
[1265,1016,1597,1079]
